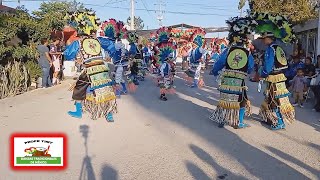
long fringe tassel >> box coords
[83,99,117,120]
[198,78,205,88]
[184,74,194,84]
[258,108,278,126]
[68,82,76,91]
[209,106,240,127]
[245,100,252,117]
[127,82,137,93]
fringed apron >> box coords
[209,70,251,126]
[259,45,295,125]
[259,73,295,125]
[83,60,117,120]
[210,46,251,126]
[159,63,175,94]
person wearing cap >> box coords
[258,31,295,130]
[210,17,254,129]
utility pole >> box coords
[130,0,135,30]
[155,0,165,27]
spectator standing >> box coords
[315,55,320,69]
[304,57,315,75]
[49,37,62,85]
[285,55,305,86]
[37,38,53,88]
[290,68,307,108]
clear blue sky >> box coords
[3,0,249,37]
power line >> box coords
[82,3,233,17]
[166,2,236,8]
[139,0,152,17]
[2,0,235,17]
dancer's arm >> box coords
[248,54,255,74]
[212,49,227,76]
[260,47,275,78]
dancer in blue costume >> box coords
[250,11,296,130]
[185,28,206,88]
[128,36,140,86]
[210,16,254,128]
[65,14,118,122]
[158,42,176,101]
[113,38,128,97]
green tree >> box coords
[248,0,318,24]
[0,1,85,64]
[127,16,144,30]
[32,1,85,31]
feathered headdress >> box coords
[116,20,127,39]
[226,16,254,45]
[158,42,176,63]
[149,32,157,42]
[190,28,206,47]
[127,32,138,44]
[99,19,127,40]
[99,18,117,40]
[65,9,101,36]
[250,12,295,43]
[156,27,172,44]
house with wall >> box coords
[294,19,319,57]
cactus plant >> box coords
[25,60,42,82]
[0,61,30,99]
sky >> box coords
[2,0,249,37]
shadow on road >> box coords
[185,161,212,180]
[101,164,118,180]
[130,69,310,179]
[79,125,96,180]
[188,144,247,179]
[265,146,319,178]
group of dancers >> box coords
[210,12,296,130]
[63,9,297,131]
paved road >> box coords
[0,69,319,180]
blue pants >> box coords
[41,67,52,88]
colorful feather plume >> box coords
[99,18,117,40]
[149,32,157,42]
[156,27,172,44]
[65,9,101,36]
[190,28,206,47]
[158,42,176,63]
[249,12,295,43]
[99,19,127,40]
[116,20,127,39]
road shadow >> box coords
[130,73,309,179]
[309,142,320,151]
[188,144,247,179]
[185,161,212,180]
[79,125,96,180]
[101,164,118,180]
[265,146,319,179]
